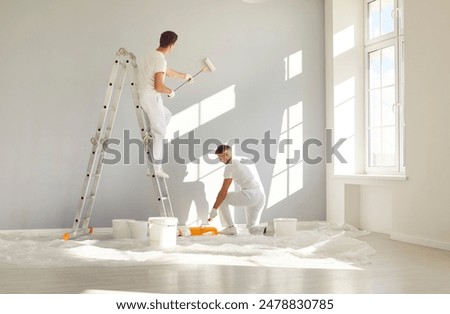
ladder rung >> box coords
[77,227,93,234]
[85,173,101,177]
[76,217,89,223]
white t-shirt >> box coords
[223,159,260,190]
[139,51,167,95]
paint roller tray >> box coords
[188,226,218,236]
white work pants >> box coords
[139,93,172,166]
[218,188,266,235]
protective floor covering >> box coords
[0,221,376,270]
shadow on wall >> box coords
[164,45,325,225]
[169,162,209,226]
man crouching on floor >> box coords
[208,144,269,236]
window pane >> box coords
[369,127,382,167]
[381,126,396,166]
[381,0,395,35]
[369,90,381,127]
[368,0,381,40]
[369,50,381,89]
[369,126,396,167]
[382,45,395,87]
[381,86,395,126]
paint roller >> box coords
[169,58,216,96]
[177,217,219,237]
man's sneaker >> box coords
[219,226,237,235]
[263,221,275,236]
[154,168,170,179]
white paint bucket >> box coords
[148,217,178,248]
[273,218,298,236]
[129,220,148,240]
[112,219,135,239]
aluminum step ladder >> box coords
[63,48,174,240]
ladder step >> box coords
[85,173,101,178]
[96,128,112,133]
[76,217,89,223]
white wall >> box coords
[0,0,326,230]
[326,0,450,250]
[325,0,365,224]
[391,0,450,249]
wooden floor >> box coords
[0,233,449,294]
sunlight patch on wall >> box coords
[166,104,199,140]
[183,156,224,182]
[334,77,355,137]
[199,156,224,180]
[200,85,236,125]
[334,77,355,174]
[166,85,236,140]
[267,171,288,207]
[284,50,303,81]
[288,155,304,193]
[333,25,355,57]
[267,102,304,208]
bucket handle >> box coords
[149,219,177,227]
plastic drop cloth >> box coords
[0,221,375,269]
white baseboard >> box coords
[0,228,112,234]
[391,233,450,251]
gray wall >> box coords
[0,0,325,230]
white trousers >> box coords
[139,93,172,166]
[218,188,266,235]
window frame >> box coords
[365,0,399,45]
[364,0,404,174]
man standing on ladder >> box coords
[139,30,193,178]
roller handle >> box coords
[169,67,206,96]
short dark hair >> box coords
[159,31,178,48]
[215,144,232,155]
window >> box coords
[365,0,404,173]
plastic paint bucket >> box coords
[129,220,148,240]
[273,218,298,236]
[112,219,135,239]
[148,217,178,248]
